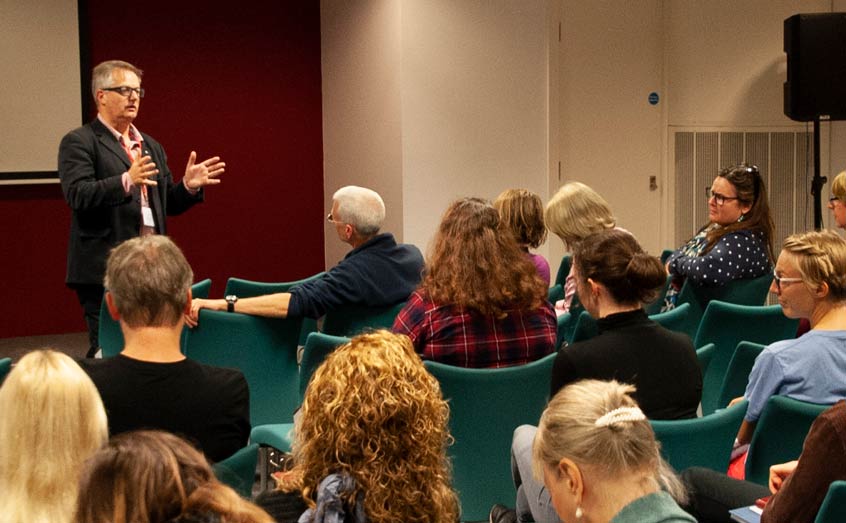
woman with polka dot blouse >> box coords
[662,164,775,311]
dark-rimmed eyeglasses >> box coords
[705,188,740,206]
[772,270,803,292]
[102,86,145,98]
[830,196,841,205]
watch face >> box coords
[225,295,237,303]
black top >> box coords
[550,309,701,420]
[79,354,250,462]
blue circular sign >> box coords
[648,92,660,105]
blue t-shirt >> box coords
[744,329,846,422]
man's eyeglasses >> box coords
[830,196,841,205]
[772,270,803,292]
[102,86,145,98]
[705,188,740,206]
[326,213,342,224]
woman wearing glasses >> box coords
[730,230,846,447]
[662,163,775,311]
[828,170,846,228]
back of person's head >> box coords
[294,330,459,523]
[0,349,107,523]
[781,230,846,302]
[532,379,685,504]
[574,229,666,305]
[493,188,548,249]
[706,163,775,260]
[332,186,386,237]
[544,182,615,248]
[104,235,193,328]
[832,170,846,202]
[424,197,546,315]
[75,430,272,523]
[91,60,143,99]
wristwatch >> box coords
[225,295,238,313]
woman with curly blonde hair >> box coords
[393,197,556,368]
[0,349,107,523]
[75,430,273,523]
[256,330,459,523]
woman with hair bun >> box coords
[501,230,700,523]
[532,380,695,523]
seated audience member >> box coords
[255,330,459,523]
[75,430,273,523]
[392,197,556,368]
[829,170,846,229]
[662,163,774,311]
[0,349,108,523]
[494,188,551,285]
[79,235,249,462]
[188,186,423,324]
[682,399,846,523]
[544,181,619,314]
[730,229,846,447]
[529,380,694,523]
[503,231,701,523]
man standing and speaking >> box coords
[59,60,225,358]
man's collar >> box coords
[97,114,143,142]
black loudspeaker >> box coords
[784,13,846,121]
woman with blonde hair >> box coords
[393,197,556,368]
[256,330,459,523]
[544,181,619,313]
[494,188,550,285]
[828,170,846,229]
[0,349,108,523]
[532,380,694,523]
[75,430,273,523]
[730,229,846,446]
[662,163,774,310]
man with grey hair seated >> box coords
[78,235,250,462]
[188,185,424,322]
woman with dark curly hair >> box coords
[662,163,775,310]
[256,330,459,523]
[393,197,556,368]
[75,430,273,523]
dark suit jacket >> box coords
[59,118,202,285]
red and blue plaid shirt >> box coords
[393,290,557,368]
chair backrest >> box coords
[815,480,846,523]
[224,274,325,346]
[695,343,716,377]
[100,279,212,358]
[649,302,691,334]
[745,395,829,486]
[548,284,564,304]
[715,341,766,410]
[321,301,406,337]
[554,254,572,287]
[211,443,258,498]
[424,354,556,521]
[675,272,774,341]
[693,301,799,415]
[298,332,350,399]
[184,310,303,426]
[569,310,598,344]
[0,358,11,385]
[659,249,674,264]
[555,312,572,349]
[651,400,748,473]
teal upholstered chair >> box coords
[555,312,572,349]
[693,301,799,415]
[649,302,691,334]
[0,358,11,385]
[715,341,766,409]
[815,481,846,523]
[674,272,774,342]
[745,396,829,486]
[212,443,259,498]
[249,332,350,490]
[548,284,564,304]
[184,309,303,427]
[424,353,556,521]
[695,343,716,377]
[100,278,212,358]
[554,254,572,287]
[569,310,598,344]
[224,273,325,346]
[651,400,748,473]
[321,301,406,336]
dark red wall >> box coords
[0,1,324,338]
